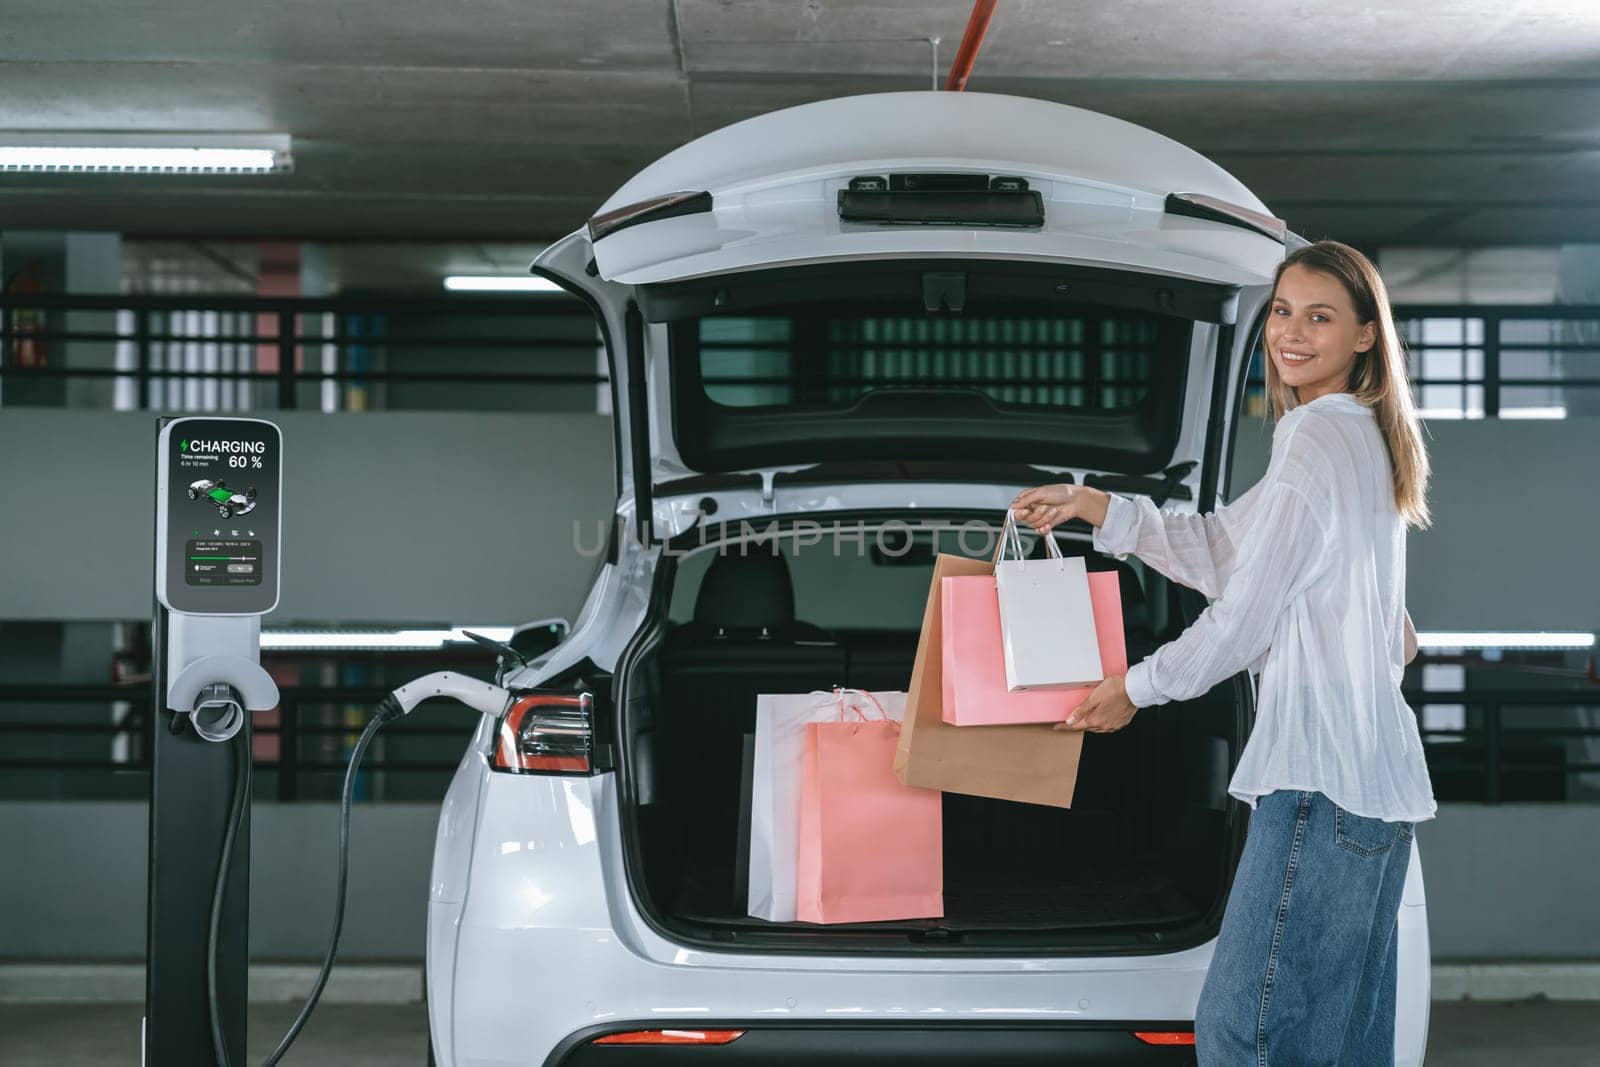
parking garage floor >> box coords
[2,1000,1599,1065]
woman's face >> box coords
[1264,263,1376,403]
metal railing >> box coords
[1405,687,1600,804]
[3,680,1599,804]
[1396,303,1600,418]
[0,292,606,410]
[0,682,477,801]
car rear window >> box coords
[648,260,1226,475]
[696,311,1160,411]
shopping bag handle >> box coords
[820,686,891,723]
[995,508,1063,564]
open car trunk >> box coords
[616,513,1251,955]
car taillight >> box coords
[1132,1030,1197,1046]
[590,1029,745,1046]
[493,692,595,775]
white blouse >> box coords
[1093,391,1436,823]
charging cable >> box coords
[204,672,512,1066]
[208,691,250,1066]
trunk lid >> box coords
[531,91,1290,543]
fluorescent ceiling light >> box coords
[1416,631,1594,650]
[0,133,292,173]
[1499,406,1567,420]
[1416,407,1567,421]
[1414,408,1483,420]
[261,626,514,652]
[444,275,563,293]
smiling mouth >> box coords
[1280,349,1316,364]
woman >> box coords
[1012,240,1435,1066]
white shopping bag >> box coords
[994,510,1104,692]
[747,688,908,922]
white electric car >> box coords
[425,91,1430,1066]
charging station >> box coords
[139,415,517,1066]
[145,416,283,1065]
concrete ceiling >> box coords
[2,0,1599,248]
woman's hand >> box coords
[1054,674,1138,733]
[1010,483,1111,535]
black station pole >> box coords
[144,415,251,1067]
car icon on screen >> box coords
[188,478,257,519]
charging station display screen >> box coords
[158,417,282,615]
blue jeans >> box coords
[1195,790,1414,1067]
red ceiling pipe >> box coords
[944,0,999,91]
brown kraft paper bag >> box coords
[893,552,1084,808]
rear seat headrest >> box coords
[693,549,797,632]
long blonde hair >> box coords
[1265,240,1432,529]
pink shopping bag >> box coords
[795,692,943,924]
[941,570,1126,725]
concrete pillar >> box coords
[298,244,342,412]
[255,241,301,409]
[0,230,121,408]
[1556,245,1600,417]
[65,233,122,409]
